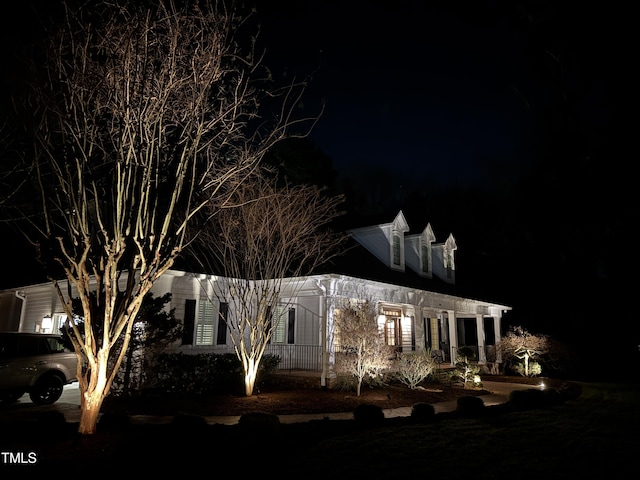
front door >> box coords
[385,317,402,352]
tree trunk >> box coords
[77,354,110,434]
[78,396,103,435]
[244,358,258,396]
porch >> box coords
[261,344,500,373]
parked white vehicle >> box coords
[0,332,77,405]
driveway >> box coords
[0,382,81,424]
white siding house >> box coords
[0,210,510,387]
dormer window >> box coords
[443,233,457,282]
[415,223,435,278]
[421,243,430,274]
[445,250,453,278]
[348,210,408,271]
[388,211,409,271]
[392,230,401,267]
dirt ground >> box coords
[100,374,550,417]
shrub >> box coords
[333,374,358,392]
[456,395,485,417]
[453,347,483,389]
[171,413,207,429]
[152,352,242,394]
[513,361,542,377]
[411,402,436,423]
[558,382,583,401]
[98,412,132,432]
[238,412,281,435]
[257,354,281,380]
[353,403,385,426]
[509,388,548,409]
[542,388,563,405]
[150,352,280,395]
[393,351,437,389]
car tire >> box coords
[29,374,64,405]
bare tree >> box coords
[497,326,551,377]
[7,1,311,434]
[392,350,437,389]
[191,171,345,396]
[333,299,395,396]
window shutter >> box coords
[196,301,215,346]
[182,299,196,345]
[216,302,228,345]
[272,306,287,344]
[287,308,295,344]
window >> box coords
[40,313,68,334]
[270,306,295,344]
[421,244,430,274]
[445,251,453,279]
[45,336,68,353]
[392,232,401,266]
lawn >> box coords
[287,382,639,478]
[1,381,637,477]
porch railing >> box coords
[181,344,323,372]
[450,345,498,363]
[264,344,323,372]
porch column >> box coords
[317,278,338,389]
[447,310,457,367]
[476,314,486,364]
[494,314,503,363]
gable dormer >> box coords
[405,223,436,278]
[389,211,409,271]
[348,210,410,271]
[432,233,457,284]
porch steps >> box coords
[433,366,457,385]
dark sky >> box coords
[257,0,540,189]
[1,0,616,190]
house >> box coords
[0,210,510,388]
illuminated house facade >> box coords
[0,211,510,387]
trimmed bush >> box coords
[411,402,436,423]
[509,388,548,409]
[558,382,583,401]
[238,411,281,435]
[456,395,485,417]
[542,388,564,405]
[353,403,385,426]
[151,352,281,395]
[171,413,207,429]
[98,412,132,432]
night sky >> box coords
[258,0,539,189]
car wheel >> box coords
[29,374,64,405]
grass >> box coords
[287,382,640,479]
